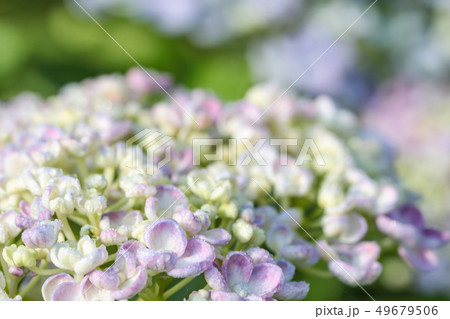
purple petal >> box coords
[421,229,450,249]
[276,259,295,282]
[99,229,127,246]
[88,268,121,291]
[22,220,62,249]
[137,248,177,272]
[210,291,244,301]
[204,263,227,291]
[275,281,309,300]
[266,224,294,252]
[101,210,143,229]
[398,246,439,272]
[279,240,319,267]
[116,241,144,276]
[42,273,75,301]
[196,228,231,246]
[110,266,148,300]
[167,238,215,278]
[376,214,420,246]
[156,185,188,214]
[246,247,274,265]
[51,282,83,301]
[172,209,202,234]
[223,252,253,288]
[8,266,23,277]
[246,263,284,298]
[390,204,425,228]
[144,219,187,256]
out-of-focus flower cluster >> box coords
[70,0,450,106]
[364,80,450,296]
[0,68,449,301]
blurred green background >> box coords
[0,0,252,101]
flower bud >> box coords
[218,202,238,219]
[232,219,254,243]
[3,244,37,268]
[86,174,108,191]
[249,227,265,246]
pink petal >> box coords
[246,263,284,298]
[223,252,253,288]
[110,266,148,300]
[116,240,145,276]
[22,220,62,248]
[167,238,215,278]
[137,248,177,272]
[144,219,187,257]
[204,263,227,291]
[88,268,121,291]
[246,247,274,265]
[51,282,83,301]
[99,229,127,246]
[196,228,231,246]
[154,184,189,217]
[80,276,113,301]
[42,274,74,301]
[172,209,202,234]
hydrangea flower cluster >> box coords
[0,68,449,301]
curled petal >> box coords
[74,245,108,276]
[22,220,62,249]
[322,213,368,244]
[276,259,295,282]
[376,214,419,246]
[100,210,143,230]
[80,276,113,301]
[154,184,189,217]
[144,219,187,257]
[167,238,215,278]
[110,266,148,300]
[196,228,231,246]
[329,260,382,286]
[210,290,244,301]
[266,224,294,253]
[137,248,177,272]
[204,263,226,291]
[246,263,284,298]
[223,252,253,288]
[172,209,202,234]
[8,266,23,277]
[88,268,121,291]
[421,229,450,250]
[246,247,274,265]
[275,281,309,300]
[42,273,75,301]
[99,229,127,246]
[116,240,144,276]
[51,282,83,301]
[144,197,158,221]
[398,246,439,272]
[279,241,319,267]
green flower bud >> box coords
[210,181,231,203]
[232,219,254,243]
[3,244,37,268]
[249,226,265,246]
[218,202,238,219]
[86,174,108,191]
